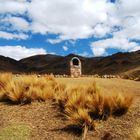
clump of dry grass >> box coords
[0,73,66,104]
[4,78,28,103]
[63,85,133,121]
[60,84,133,139]
[65,107,95,140]
[0,73,13,100]
[111,94,133,116]
[65,108,95,129]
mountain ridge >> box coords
[0,50,140,78]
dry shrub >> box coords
[63,85,100,136]
[63,84,133,124]
[65,87,86,110]
[4,78,28,103]
[23,75,56,101]
[0,73,13,100]
[0,73,65,104]
[53,82,67,108]
[65,107,95,140]
[88,93,133,120]
[65,108,95,130]
[87,93,113,120]
[60,83,133,139]
[111,94,133,116]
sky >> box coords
[0,0,140,60]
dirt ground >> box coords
[0,78,140,140]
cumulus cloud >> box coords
[28,0,114,40]
[1,0,114,40]
[0,31,28,40]
[0,0,140,56]
[0,0,28,14]
[63,46,68,51]
[1,0,140,41]
[0,46,47,60]
[91,37,140,56]
[2,16,30,31]
[0,0,29,40]
[47,38,62,44]
[90,0,140,56]
[93,24,111,38]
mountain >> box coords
[0,55,25,73]
[0,50,140,78]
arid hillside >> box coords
[0,50,140,78]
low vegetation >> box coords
[0,73,134,139]
[0,73,62,104]
[0,123,31,140]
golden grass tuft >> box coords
[65,107,95,140]
[4,78,28,103]
[111,94,133,116]
[65,108,95,130]
[0,73,64,104]
[0,73,13,100]
[59,84,133,139]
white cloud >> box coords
[0,31,28,40]
[0,0,28,14]
[0,0,140,56]
[47,38,62,44]
[0,46,47,60]
[63,46,68,51]
[1,0,140,41]
[91,37,140,56]
[89,0,140,56]
[25,0,140,42]
[2,16,30,31]
[0,0,29,39]
[93,24,111,37]
[28,0,114,40]
[116,0,140,17]
[113,17,140,40]
[91,47,106,56]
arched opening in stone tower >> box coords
[72,58,79,66]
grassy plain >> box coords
[0,74,140,140]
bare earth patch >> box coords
[0,78,140,140]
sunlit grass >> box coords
[0,73,134,139]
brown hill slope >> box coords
[0,50,140,76]
[90,50,140,75]
[0,56,26,73]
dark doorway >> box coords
[72,58,79,66]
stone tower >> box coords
[70,57,82,77]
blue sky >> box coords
[0,0,140,60]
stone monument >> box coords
[70,57,82,77]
